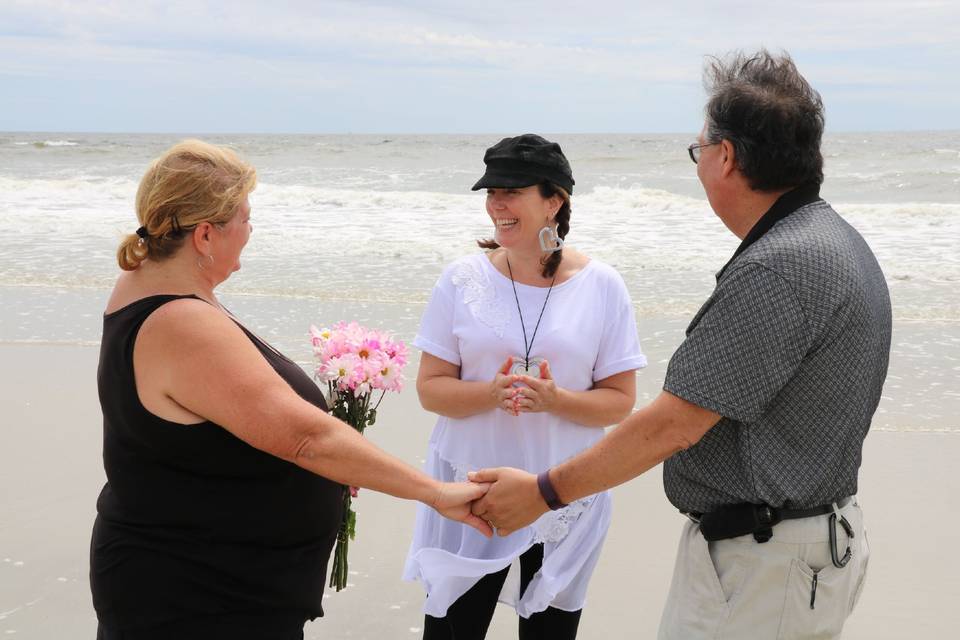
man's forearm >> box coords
[550,391,720,504]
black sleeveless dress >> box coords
[91,295,343,639]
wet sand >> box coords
[0,338,957,638]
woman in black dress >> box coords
[92,140,491,640]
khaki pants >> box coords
[658,500,869,640]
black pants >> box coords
[423,543,582,640]
[96,614,305,640]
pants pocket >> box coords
[848,526,870,614]
[658,523,730,640]
[708,539,750,605]
[778,559,855,640]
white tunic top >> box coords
[403,252,646,618]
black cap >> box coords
[471,134,574,194]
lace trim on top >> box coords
[448,460,595,544]
[451,258,510,338]
[532,496,595,544]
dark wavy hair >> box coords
[477,182,571,279]
[703,49,825,191]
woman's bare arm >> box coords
[135,299,492,533]
[416,352,515,418]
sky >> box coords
[1,0,958,134]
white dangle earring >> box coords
[538,225,563,253]
[197,254,214,270]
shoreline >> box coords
[2,281,957,434]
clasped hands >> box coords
[433,469,548,538]
[491,357,558,417]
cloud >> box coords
[1,0,957,132]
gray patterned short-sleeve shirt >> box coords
[663,199,892,513]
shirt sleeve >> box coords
[413,271,461,366]
[663,262,812,423]
[593,269,647,381]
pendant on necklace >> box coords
[509,355,544,381]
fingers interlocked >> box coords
[492,357,520,416]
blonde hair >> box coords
[117,140,257,271]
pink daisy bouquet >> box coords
[309,321,409,591]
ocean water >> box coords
[0,131,957,430]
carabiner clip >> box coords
[829,512,854,568]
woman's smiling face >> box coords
[485,185,558,250]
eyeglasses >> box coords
[687,142,719,164]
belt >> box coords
[684,496,853,544]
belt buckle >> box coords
[753,505,780,543]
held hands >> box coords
[432,481,495,538]
[467,468,548,536]
[493,358,559,417]
[436,467,551,538]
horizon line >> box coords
[4,128,960,136]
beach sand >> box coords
[1,332,957,638]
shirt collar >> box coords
[716,182,822,281]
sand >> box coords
[1,338,957,638]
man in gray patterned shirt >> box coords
[471,50,891,638]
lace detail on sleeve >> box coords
[532,496,596,544]
[451,258,510,338]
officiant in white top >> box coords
[403,134,647,640]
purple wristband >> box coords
[537,470,567,511]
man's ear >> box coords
[720,139,738,179]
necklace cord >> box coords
[505,256,557,370]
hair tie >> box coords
[135,226,149,239]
